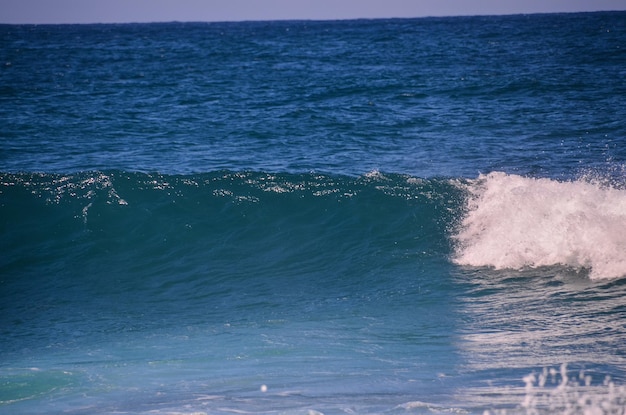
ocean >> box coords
[1,11,626,415]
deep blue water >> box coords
[1,12,626,415]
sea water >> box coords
[1,12,626,415]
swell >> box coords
[4,169,626,290]
[0,170,462,305]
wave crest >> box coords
[453,172,626,280]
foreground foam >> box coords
[453,172,626,280]
[484,364,626,415]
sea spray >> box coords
[453,172,626,280]
[484,364,626,415]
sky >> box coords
[1,0,625,24]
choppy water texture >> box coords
[1,12,626,415]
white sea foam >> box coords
[453,172,626,280]
[484,364,626,415]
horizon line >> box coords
[1,8,624,26]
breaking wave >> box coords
[453,172,626,280]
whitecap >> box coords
[453,172,626,280]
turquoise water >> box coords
[1,12,626,414]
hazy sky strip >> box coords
[1,0,625,24]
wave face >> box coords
[0,171,461,280]
[0,169,462,335]
[453,172,626,279]
[5,170,625,291]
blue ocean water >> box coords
[1,12,626,415]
